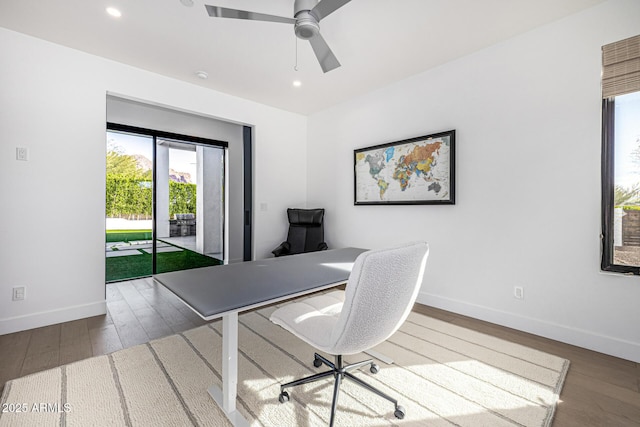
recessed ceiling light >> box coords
[293,80,302,87]
[106,7,122,18]
[195,71,209,80]
[180,0,195,6]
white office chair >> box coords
[270,241,429,426]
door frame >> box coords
[243,126,252,262]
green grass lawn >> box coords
[106,230,222,282]
[106,247,222,282]
[106,229,152,243]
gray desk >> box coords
[154,247,367,427]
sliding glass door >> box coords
[105,124,226,282]
[154,138,225,274]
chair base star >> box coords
[278,353,405,426]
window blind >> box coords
[602,34,640,99]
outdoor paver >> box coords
[105,249,144,258]
[125,243,153,250]
[106,242,127,249]
[106,242,171,253]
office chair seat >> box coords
[271,290,345,352]
[270,241,429,426]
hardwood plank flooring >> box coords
[0,278,638,426]
[59,319,93,365]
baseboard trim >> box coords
[0,301,107,335]
[417,292,640,363]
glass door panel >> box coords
[154,138,224,274]
[105,131,154,282]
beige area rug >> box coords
[0,306,569,427]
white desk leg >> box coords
[223,311,238,412]
[207,311,250,427]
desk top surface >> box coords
[154,247,367,319]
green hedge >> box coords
[106,175,196,218]
[169,181,196,217]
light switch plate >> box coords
[12,287,25,301]
[16,147,28,161]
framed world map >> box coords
[354,130,455,205]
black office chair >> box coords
[272,208,328,257]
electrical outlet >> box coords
[514,286,524,300]
[16,147,28,161]
[12,287,26,301]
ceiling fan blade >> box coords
[205,5,295,24]
[310,0,352,21]
[309,33,341,73]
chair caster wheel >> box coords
[370,363,379,374]
[313,357,323,368]
[278,391,290,403]
[394,405,405,419]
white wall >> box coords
[0,28,307,334]
[307,0,640,362]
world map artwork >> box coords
[354,133,453,204]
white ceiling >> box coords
[0,0,605,115]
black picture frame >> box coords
[354,130,455,205]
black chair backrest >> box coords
[286,208,325,255]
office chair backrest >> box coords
[286,208,325,254]
[329,241,429,355]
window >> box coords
[601,35,640,274]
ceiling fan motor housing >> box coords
[294,0,321,40]
[294,13,320,39]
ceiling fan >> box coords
[204,0,352,73]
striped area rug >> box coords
[0,305,569,426]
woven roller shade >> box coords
[602,34,640,99]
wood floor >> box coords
[1,277,638,426]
